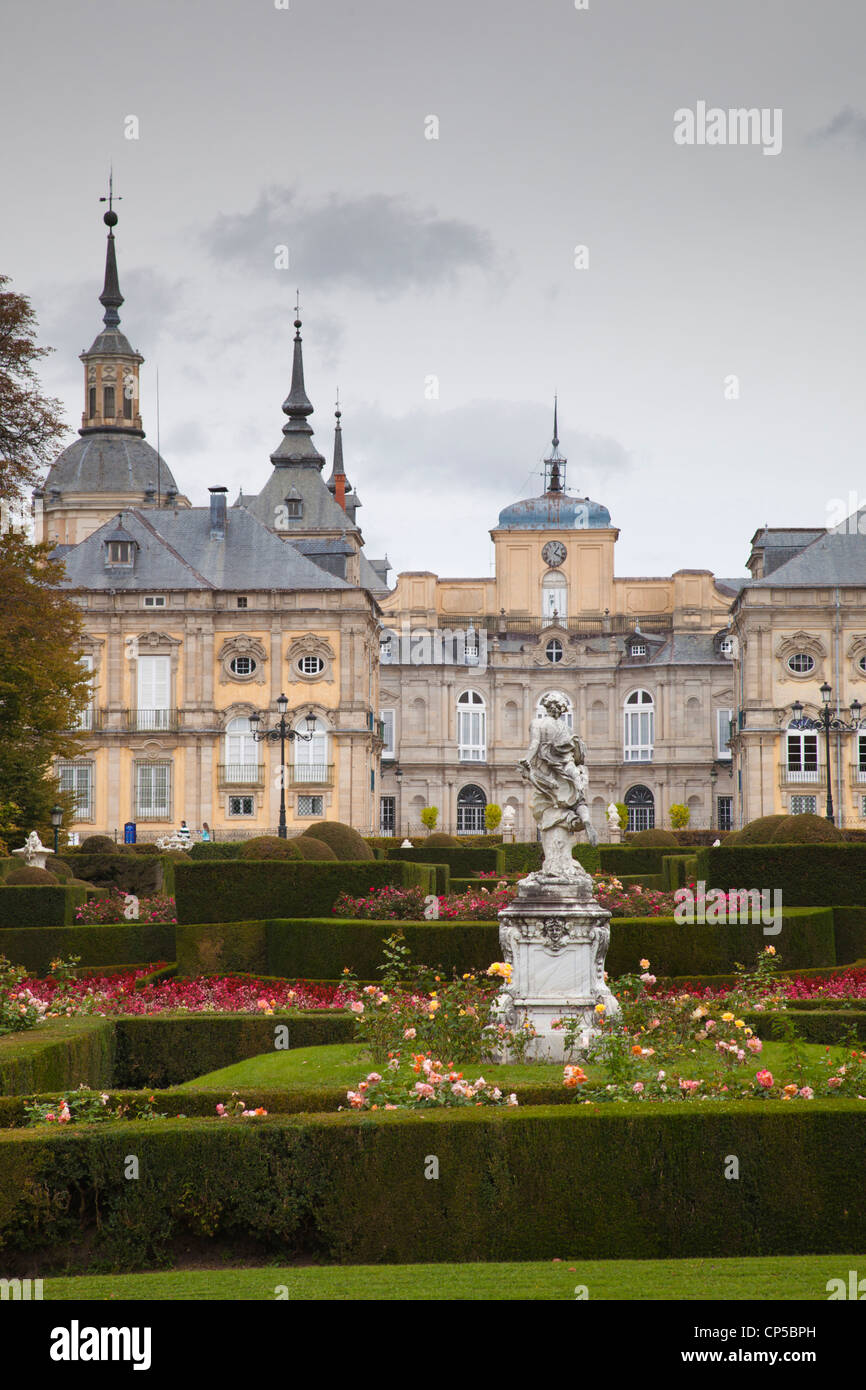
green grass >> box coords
[42,1254,863,1301]
[180,1038,852,1091]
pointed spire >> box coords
[98,173,124,328]
[544,396,567,493]
[270,295,325,468]
[327,390,350,502]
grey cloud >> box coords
[204,187,496,297]
[810,107,866,146]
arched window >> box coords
[542,572,567,623]
[624,785,655,832]
[457,783,487,833]
[536,691,574,730]
[223,716,258,783]
[293,715,329,783]
[457,690,486,761]
[624,689,654,761]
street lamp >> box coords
[50,804,63,855]
[789,686,865,824]
[249,697,317,838]
[709,767,718,831]
[395,766,403,839]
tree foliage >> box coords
[0,530,90,844]
[0,274,67,508]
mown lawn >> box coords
[179,1039,853,1091]
[43,1254,862,1301]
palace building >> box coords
[377,409,740,838]
[40,207,866,840]
[41,209,385,840]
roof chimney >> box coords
[209,486,228,539]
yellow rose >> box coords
[595,1003,606,1014]
[721,1012,734,1022]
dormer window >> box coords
[104,519,136,569]
[630,642,647,657]
[284,493,303,519]
[107,540,132,565]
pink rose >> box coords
[756,1069,773,1089]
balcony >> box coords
[218,763,266,789]
[70,708,104,732]
[124,709,179,733]
[850,766,866,787]
[289,763,334,788]
[780,766,824,786]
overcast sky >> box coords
[4,0,866,582]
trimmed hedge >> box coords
[0,885,89,929]
[64,852,175,897]
[112,1012,354,1089]
[661,855,694,890]
[174,860,437,925]
[188,842,244,861]
[607,907,834,977]
[0,923,175,975]
[0,1017,115,1096]
[743,1009,866,1044]
[385,846,505,876]
[831,908,866,964]
[598,847,679,876]
[697,844,866,908]
[0,1101,863,1270]
[177,909,835,982]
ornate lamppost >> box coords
[789,684,863,825]
[249,696,317,838]
[50,804,63,855]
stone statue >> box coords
[490,702,620,1061]
[13,831,50,870]
[518,694,597,885]
[606,803,620,830]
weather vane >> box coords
[99,169,122,219]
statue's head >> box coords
[540,694,567,719]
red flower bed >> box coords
[22,969,352,1016]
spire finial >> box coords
[544,396,567,494]
[294,289,301,337]
[327,388,349,501]
[97,172,123,328]
[552,394,559,450]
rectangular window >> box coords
[717,795,733,832]
[457,709,486,761]
[228,795,255,817]
[297,794,324,817]
[75,654,95,730]
[858,735,866,773]
[379,795,396,834]
[57,761,93,820]
[543,584,567,622]
[716,708,732,758]
[380,708,395,758]
[861,794,866,818]
[143,595,166,608]
[786,732,818,779]
[136,655,171,730]
[236,597,248,608]
[790,794,817,815]
[135,762,171,820]
[623,710,654,761]
[88,386,96,417]
[103,385,115,418]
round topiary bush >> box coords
[627,828,678,846]
[239,836,304,860]
[79,834,116,854]
[6,866,59,885]
[720,830,740,845]
[735,814,790,845]
[423,832,460,847]
[44,857,73,880]
[291,836,338,861]
[770,812,843,843]
[299,822,374,860]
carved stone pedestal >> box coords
[491,868,620,1062]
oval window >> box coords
[545,639,563,664]
[229,655,256,677]
[299,655,325,676]
[787,653,815,674]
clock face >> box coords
[543,540,567,568]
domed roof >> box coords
[497,492,612,530]
[43,432,178,498]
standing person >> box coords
[201,822,211,843]
[177,820,191,845]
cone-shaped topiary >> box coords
[423,832,460,847]
[291,836,338,860]
[770,812,843,843]
[6,865,59,884]
[239,836,304,859]
[736,814,790,845]
[299,821,374,860]
[627,828,678,846]
[80,834,116,854]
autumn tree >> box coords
[0,274,66,509]
[0,278,85,847]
